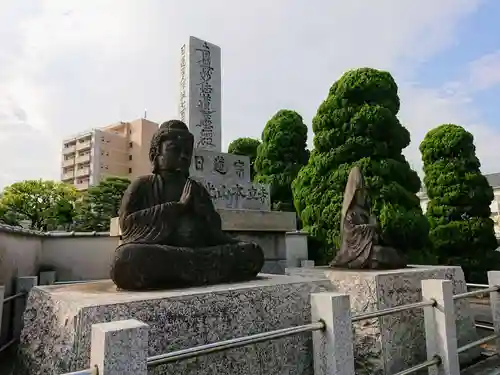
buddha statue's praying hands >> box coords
[110,120,264,291]
[329,166,407,270]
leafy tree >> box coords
[0,180,79,230]
[254,110,309,211]
[228,137,261,180]
[292,67,428,264]
[420,124,499,282]
[75,176,130,231]
[0,202,21,226]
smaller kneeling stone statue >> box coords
[329,166,407,270]
[110,120,264,291]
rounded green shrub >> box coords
[420,124,498,282]
[228,137,261,180]
[292,67,428,264]
[254,109,309,211]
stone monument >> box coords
[286,169,482,374]
[110,120,264,291]
[180,36,270,210]
[330,166,406,269]
[109,36,299,274]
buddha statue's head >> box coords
[149,120,194,175]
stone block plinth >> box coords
[17,274,330,375]
[286,265,481,375]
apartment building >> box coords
[61,118,159,190]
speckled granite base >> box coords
[16,274,331,375]
[286,265,481,375]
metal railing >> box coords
[48,277,500,375]
[454,284,500,357]
[53,280,101,285]
[147,321,325,367]
[2,291,26,304]
[347,283,500,375]
[0,290,28,354]
[454,285,500,300]
[350,298,440,375]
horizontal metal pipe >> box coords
[351,300,436,322]
[2,292,26,304]
[466,283,489,288]
[393,355,441,375]
[453,285,500,300]
[0,338,16,354]
[457,333,498,354]
[54,280,102,285]
[475,323,495,331]
[147,321,325,367]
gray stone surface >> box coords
[194,176,271,210]
[311,293,355,375]
[285,231,309,268]
[460,356,500,375]
[190,149,250,183]
[17,274,331,375]
[179,36,222,152]
[91,319,149,375]
[286,265,481,375]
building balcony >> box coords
[75,167,90,177]
[75,154,91,164]
[74,181,90,191]
[62,158,75,167]
[62,145,76,154]
[76,141,91,151]
[61,171,75,180]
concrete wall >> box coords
[0,228,42,294]
[40,231,288,281]
[0,226,42,344]
[40,236,117,281]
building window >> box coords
[129,155,132,161]
[105,165,108,170]
[129,168,132,173]
[129,130,132,135]
[101,151,104,156]
[106,152,109,156]
[129,142,133,148]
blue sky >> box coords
[417,1,500,127]
[0,0,499,188]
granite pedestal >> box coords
[286,265,481,375]
[16,274,331,375]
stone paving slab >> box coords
[461,355,500,375]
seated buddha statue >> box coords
[110,120,264,291]
[329,166,407,270]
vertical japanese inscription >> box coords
[195,42,215,148]
[179,44,187,123]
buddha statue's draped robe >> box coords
[110,173,264,291]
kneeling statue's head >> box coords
[149,120,194,175]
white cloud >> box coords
[468,50,500,91]
[1,0,499,189]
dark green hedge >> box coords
[292,67,429,264]
[228,137,261,180]
[420,124,498,282]
[254,109,309,211]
